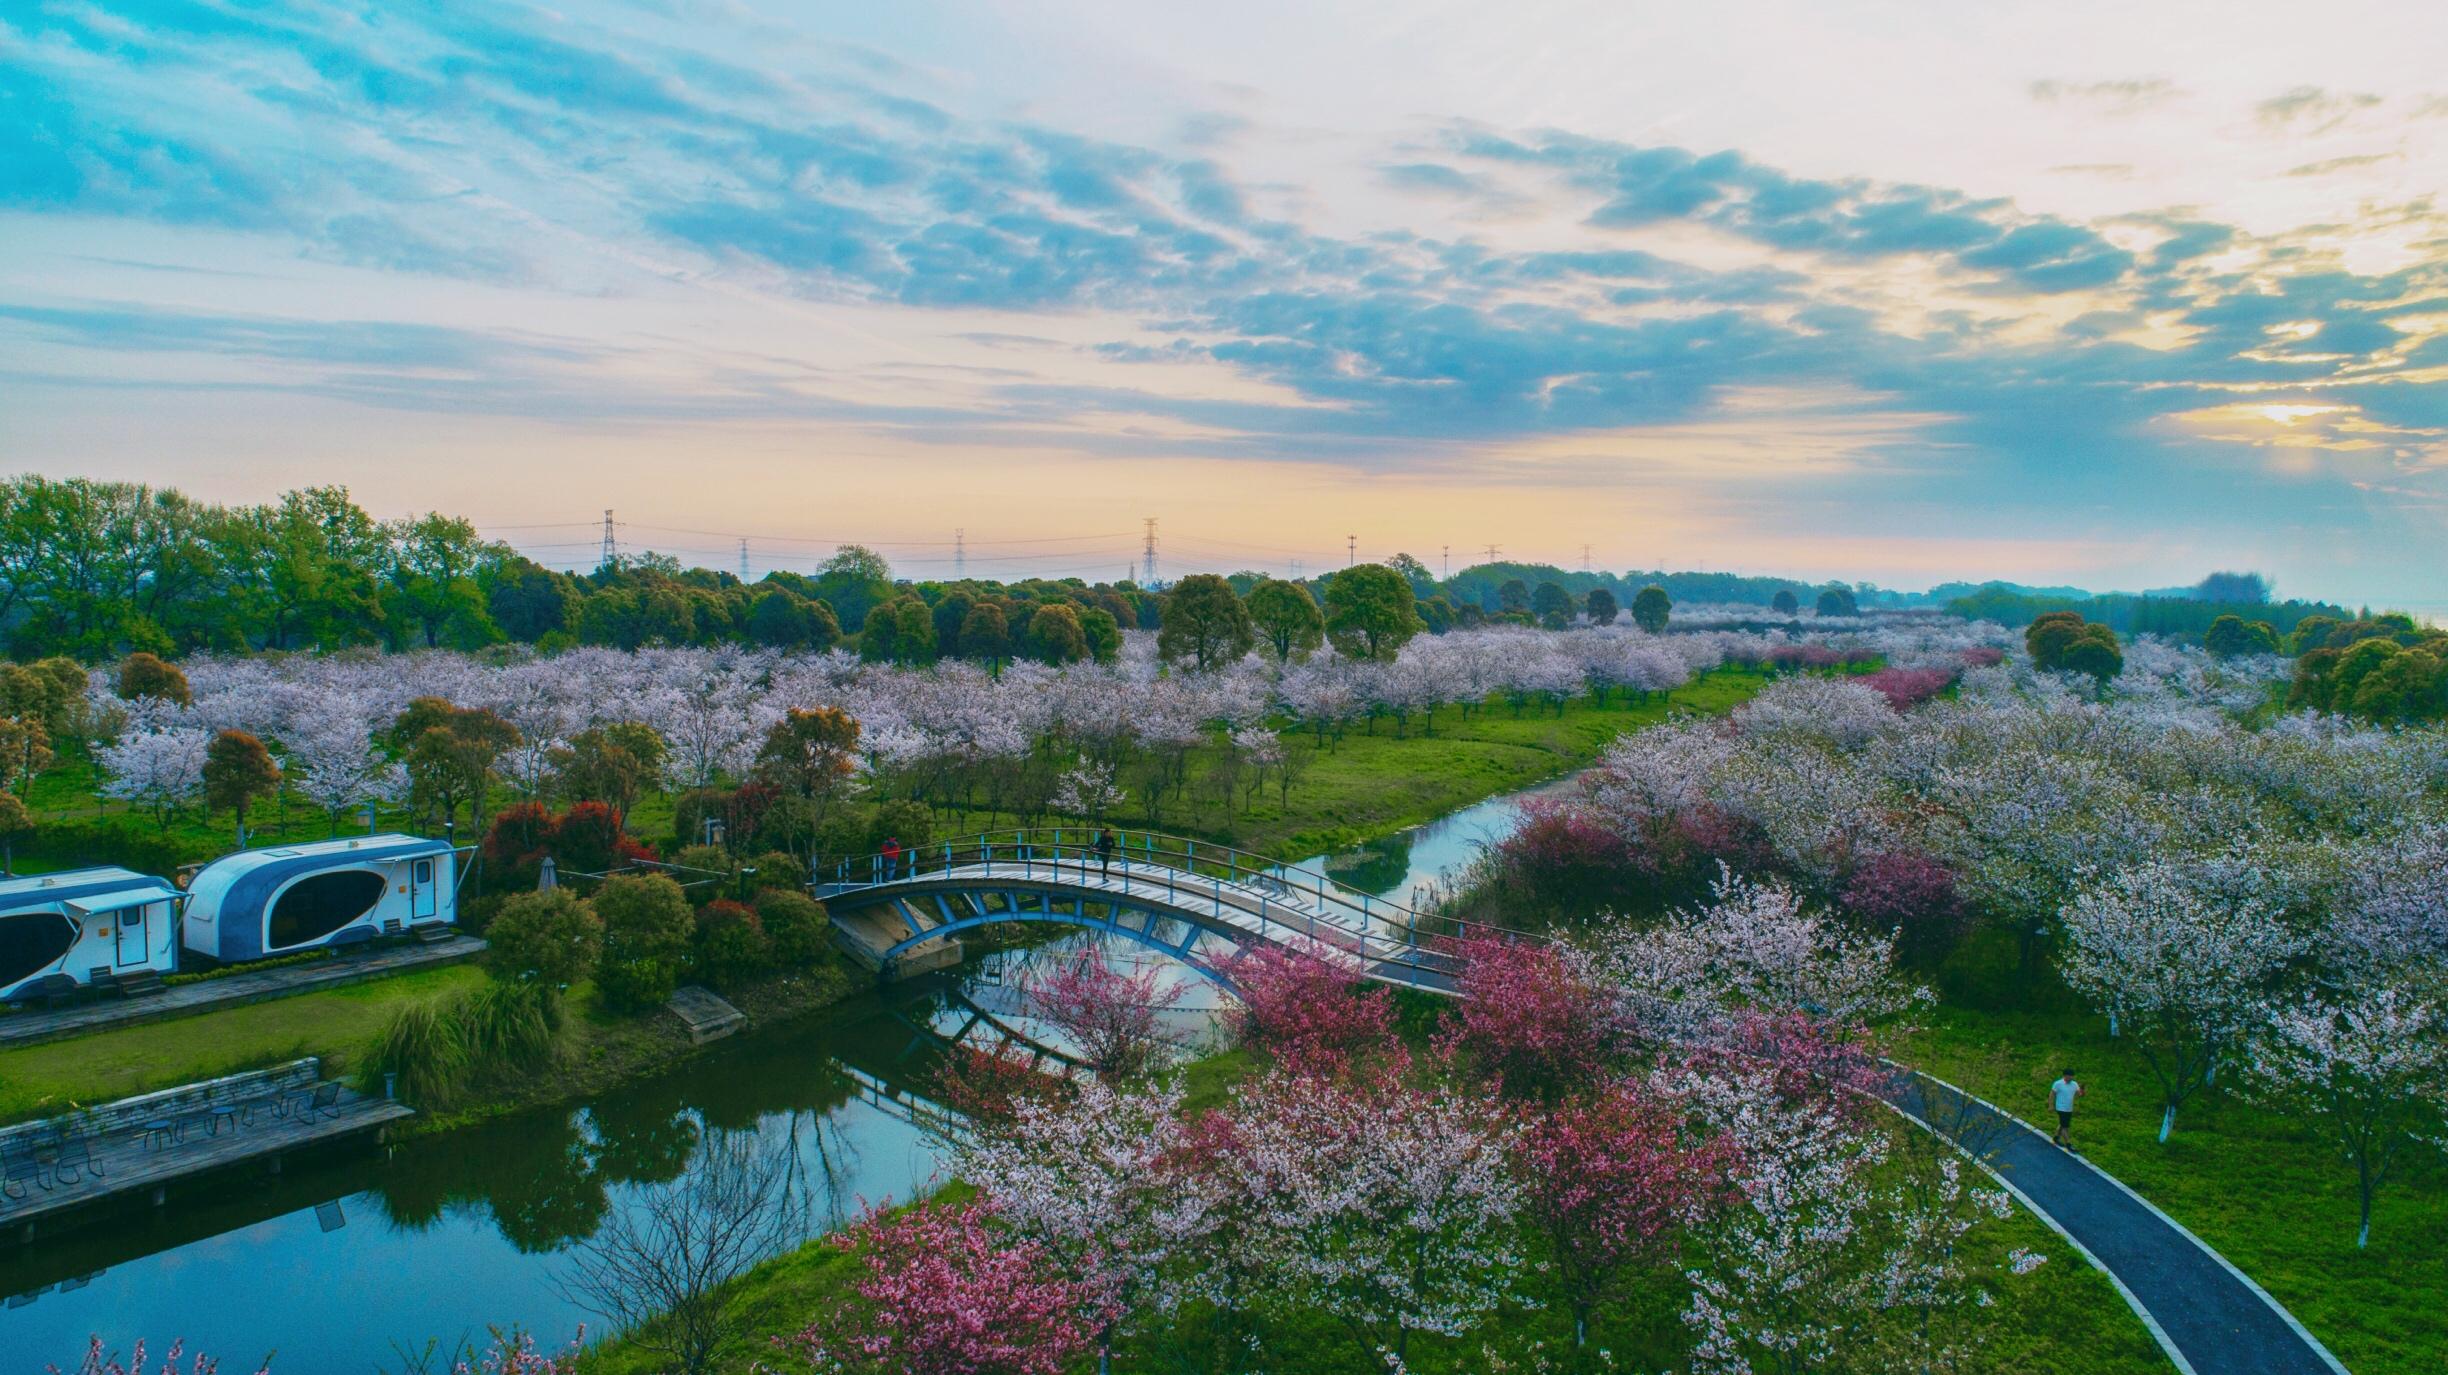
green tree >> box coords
[595,873,697,1010]
[1631,585,1672,634]
[2025,610,2088,669]
[1028,602,1089,664]
[889,598,938,664]
[1078,606,1122,664]
[1772,588,1800,616]
[0,790,32,875]
[385,512,504,649]
[1159,574,1257,670]
[397,699,519,829]
[1498,579,1531,615]
[1325,563,1424,662]
[747,588,838,649]
[1532,581,1575,629]
[858,601,900,662]
[2203,614,2281,659]
[1247,577,1325,662]
[202,729,283,845]
[813,545,894,629]
[930,592,975,658]
[1815,586,1859,618]
[755,707,862,834]
[484,888,603,990]
[556,722,667,822]
[1387,552,1440,597]
[1584,587,1618,626]
[2061,624,2125,688]
[116,651,191,705]
[960,602,1012,666]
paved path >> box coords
[0,935,485,1049]
[1882,1069,2347,1375]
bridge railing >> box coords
[815,827,1546,986]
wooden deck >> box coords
[0,1087,411,1237]
[665,984,746,1044]
[0,934,485,1049]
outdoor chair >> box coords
[50,1132,100,1180]
[1,1146,41,1199]
[281,1082,342,1121]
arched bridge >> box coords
[815,829,1526,994]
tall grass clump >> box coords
[359,1000,472,1107]
[461,981,561,1070]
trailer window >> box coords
[0,912,78,989]
[268,870,387,950]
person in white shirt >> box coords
[2050,1070,2085,1148]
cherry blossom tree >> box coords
[1222,939,1394,1078]
[96,725,210,827]
[1519,1078,1729,1347]
[1024,946,1188,1081]
[50,1339,270,1375]
[785,1198,1111,1375]
[1211,1070,1525,1366]
[2247,988,2448,1246]
[1436,933,1628,1101]
[2059,861,2308,1140]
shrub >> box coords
[754,887,834,970]
[458,892,505,936]
[359,999,471,1107]
[551,800,633,875]
[597,954,682,1011]
[595,874,698,1012]
[694,899,773,989]
[482,888,603,989]
[669,844,733,901]
[745,849,803,893]
[114,651,191,705]
[482,801,555,889]
[1225,940,1396,1078]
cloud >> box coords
[2049,163,2138,180]
[2028,78,2181,115]
[2282,152,2402,177]
[2256,85,2383,134]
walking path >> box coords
[0,935,485,1049]
[1881,1068,2348,1375]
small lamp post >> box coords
[704,817,726,850]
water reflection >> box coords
[0,930,1213,1371]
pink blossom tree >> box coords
[1436,933,1627,1101]
[784,1198,1110,1375]
[1520,1079,1730,1347]
[51,1339,270,1375]
[1221,939,1395,1078]
[1026,945,1187,1081]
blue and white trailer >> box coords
[181,834,459,964]
[0,867,183,1002]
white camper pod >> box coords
[0,867,183,1003]
[181,834,457,964]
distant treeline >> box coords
[1943,583,2355,642]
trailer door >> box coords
[116,903,151,966]
[412,859,437,919]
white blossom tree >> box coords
[2059,861,2308,1140]
[96,725,210,826]
[2247,988,2448,1247]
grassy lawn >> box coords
[1899,993,2448,1375]
[0,963,485,1123]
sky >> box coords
[3,0,2446,605]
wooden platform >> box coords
[0,934,486,1049]
[0,1062,413,1239]
[665,985,746,1044]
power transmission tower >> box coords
[1442,545,1450,580]
[1580,543,1592,572]
[1142,518,1158,586]
[954,528,966,580]
[1289,558,1303,580]
[1346,533,1357,567]
[738,539,750,582]
[1482,543,1501,563]
[599,510,617,570]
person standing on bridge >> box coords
[1096,828,1116,880]
[2051,1068,2085,1149]
[880,835,902,881]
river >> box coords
[0,780,1560,1369]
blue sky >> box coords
[3,0,2445,603]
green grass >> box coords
[1901,997,2448,1375]
[0,963,484,1122]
